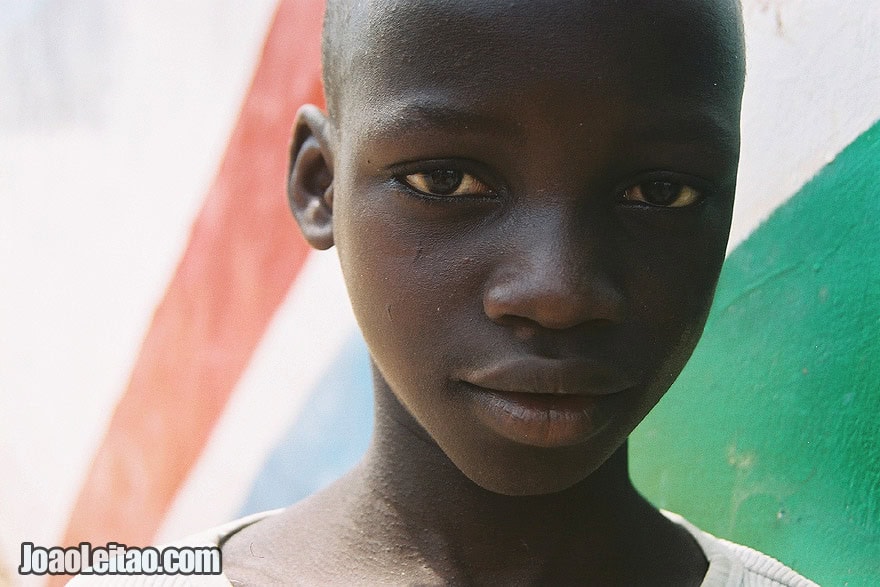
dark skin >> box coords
[223,0,745,583]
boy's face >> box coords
[298,0,744,494]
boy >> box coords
[73,0,818,584]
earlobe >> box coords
[288,104,335,250]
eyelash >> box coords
[393,162,498,201]
[393,164,707,208]
[619,179,705,208]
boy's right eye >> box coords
[400,169,494,198]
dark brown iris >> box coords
[642,181,681,206]
[427,169,463,195]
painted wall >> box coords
[1,1,879,586]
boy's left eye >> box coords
[401,169,494,198]
[621,180,702,208]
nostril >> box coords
[486,314,541,341]
[483,273,626,331]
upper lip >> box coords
[461,357,633,397]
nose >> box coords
[482,206,626,331]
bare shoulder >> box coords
[220,495,333,585]
[220,481,438,585]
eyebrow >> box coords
[358,98,740,154]
[361,99,522,142]
[631,116,740,148]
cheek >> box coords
[333,198,484,389]
[621,212,729,375]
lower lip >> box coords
[464,384,606,448]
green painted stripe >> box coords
[631,119,880,586]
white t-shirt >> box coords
[67,509,818,586]
[660,511,818,587]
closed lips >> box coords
[461,358,633,397]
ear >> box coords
[288,104,335,250]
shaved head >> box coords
[320,0,356,120]
[321,0,746,126]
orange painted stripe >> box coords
[60,0,325,551]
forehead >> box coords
[336,0,744,137]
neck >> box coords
[341,369,662,583]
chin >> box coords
[448,439,621,497]
[474,475,588,497]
